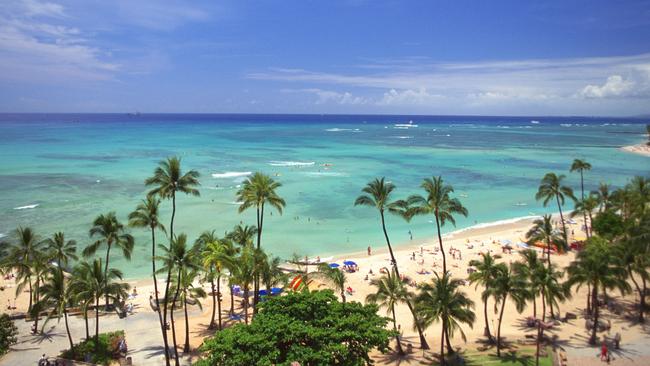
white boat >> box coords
[531,120,540,124]
[394,120,418,128]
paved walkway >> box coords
[0,304,202,366]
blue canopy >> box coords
[343,260,357,266]
[259,287,283,297]
[329,263,340,268]
[517,242,529,248]
[500,239,512,246]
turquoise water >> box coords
[0,114,648,278]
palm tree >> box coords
[512,249,544,319]
[566,236,629,344]
[170,268,206,353]
[468,253,500,341]
[571,195,599,238]
[538,264,569,322]
[199,232,235,330]
[128,196,168,354]
[229,245,256,324]
[260,253,286,294]
[489,264,528,357]
[83,212,134,309]
[1,227,43,313]
[316,264,348,302]
[158,234,198,366]
[535,172,575,245]
[43,232,77,271]
[526,215,565,271]
[236,172,285,314]
[416,273,475,365]
[29,252,49,333]
[570,159,592,236]
[35,268,75,352]
[592,182,612,213]
[366,269,407,356]
[407,176,468,274]
[621,212,650,322]
[355,177,429,349]
[226,224,257,248]
[146,156,200,366]
[69,263,95,340]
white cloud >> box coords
[378,88,444,106]
[22,0,66,18]
[579,75,635,98]
[284,88,368,105]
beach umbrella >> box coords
[517,242,529,248]
[259,289,268,296]
[500,239,512,246]
[343,260,357,266]
[271,287,283,295]
[329,263,340,268]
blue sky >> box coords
[1,0,650,115]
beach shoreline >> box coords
[620,142,650,157]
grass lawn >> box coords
[451,346,553,366]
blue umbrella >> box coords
[517,242,529,248]
[259,289,268,296]
[329,263,340,268]
[343,260,357,266]
[271,287,283,295]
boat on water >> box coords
[530,120,540,124]
[394,120,418,128]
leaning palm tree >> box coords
[35,268,75,352]
[199,232,235,330]
[570,159,592,235]
[2,227,43,312]
[468,253,500,341]
[43,232,77,271]
[83,212,134,309]
[416,273,475,365]
[128,196,168,352]
[566,236,629,344]
[535,172,575,245]
[355,177,429,349]
[366,269,407,356]
[407,176,468,274]
[170,267,206,353]
[315,263,348,302]
[489,263,528,357]
[236,172,285,314]
[526,215,565,270]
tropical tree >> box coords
[621,211,650,322]
[366,269,407,356]
[259,253,286,295]
[489,264,528,357]
[535,172,575,245]
[128,196,168,353]
[1,227,43,312]
[355,177,429,349]
[526,215,565,271]
[566,236,629,344]
[316,263,348,303]
[571,195,599,238]
[29,252,49,333]
[34,268,75,352]
[513,249,544,319]
[570,159,592,235]
[43,232,77,271]
[236,172,285,314]
[199,232,235,330]
[468,253,500,341]
[0,314,18,356]
[228,245,256,324]
[226,224,257,248]
[170,268,206,353]
[592,182,612,213]
[416,273,475,365]
[83,212,134,309]
[538,264,570,323]
[145,156,200,366]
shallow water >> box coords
[0,114,648,278]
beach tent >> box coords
[329,263,340,268]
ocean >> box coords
[0,113,648,278]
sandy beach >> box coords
[3,213,648,365]
[621,143,650,157]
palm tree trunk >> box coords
[434,211,447,274]
[379,210,430,349]
[217,276,222,330]
[341,289,346,303]
[151,228,170,366]
[556,196,568,247]
[589,284,599,344]
[444,325,453,354]
[84,309,89,340]
[183,292,190,353]
[33,277,40,333]
[440,318,446,366]
[497,296,507,357]
[587,283,591,314]
[588,212,594,238]
[391,305,404,355]
[230,285,235,315]
[64,309,74,352]
[580,171,589,238]
[533,296,537,319]
[104,242,112,309]
[483,296,492,340]
[95,298,100,352]
[209,277,216,329]
[170,268,182,366]
[535,321,542,366]
[253,204,264,315]
[243,288,249,324]
[27,277,33,313]
[541,291,547,322]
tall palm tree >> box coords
[621,212,650,322]
[407,176,468,274]
[567,236,630,344]
[236,172,285,314]
[538,264,569,323]
[158,234,198,366]
[35,268,75,352]
[69,263,96,340]
[316,263,348,302]
[416,273,475,365]
[570,159,592,236]
[43,232,77,271]
[83,212,134,309]
[170,268,206,353]
[229,245,256,324]
[29,251,49,333]
[571,195,599,238]
[366,269,407,356]
[489,264,528,357]
[468,253,500,341]
[199,232,235,330]
[512,249,544,319]
[128,196,168,354]
[535,172,575,245]
[526,215,565,271]
[355,177,429,349]
[146,156,200,366]
[592,182,612,213]
[226,224,257,248]
[2,227,43,313]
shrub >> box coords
[60,330,125,365]
[0,314,18,356]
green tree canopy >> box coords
[197,290,393,366]
[0,313,18,356]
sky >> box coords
[1,0,650,116]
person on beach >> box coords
[600,341,608,361]
[367,246,371,256]
[408,230,412,240]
